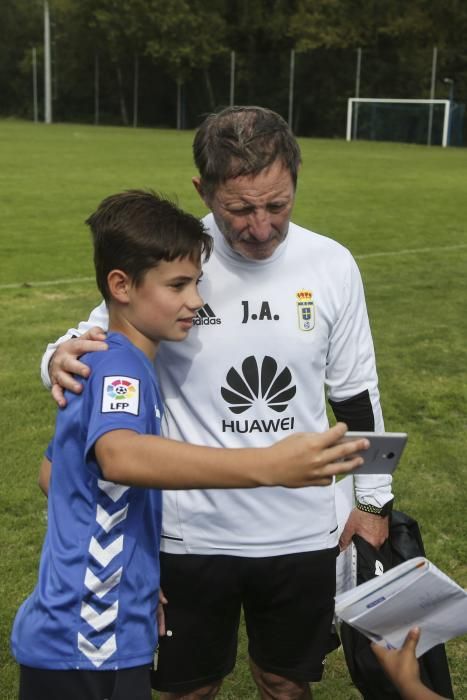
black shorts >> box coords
[19,664,152,700]
[151,548,339,694]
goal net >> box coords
[346,98,451,147]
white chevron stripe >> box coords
[77,632,117,668]
[98,479,130,502]
[80,600,119,632]
[84,566,123,599]
[96,503,128,533]
[89,535,124,568]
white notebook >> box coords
[335,556,467,656]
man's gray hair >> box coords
[193,106,301,197]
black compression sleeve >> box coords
[328,389,375,431]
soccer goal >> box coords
[346,98,452,147]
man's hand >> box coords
[371,628,446,699]
[50,327,108,407]
[268,423,369,487]
[339,507,389,551]
[156,589,168,637]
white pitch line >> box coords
[0,276,95,290]
[1,243,466,290]
[356,243,467,260]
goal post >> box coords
[346,98,451,147]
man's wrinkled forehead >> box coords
[204,158,297,199]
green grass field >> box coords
[1,119,466,699]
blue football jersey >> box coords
[12,333,163,670]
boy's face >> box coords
[126,256,203,346]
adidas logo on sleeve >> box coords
[193,303,222,326]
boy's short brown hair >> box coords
[86,190,212,301]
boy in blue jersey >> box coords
[11,190,369,700]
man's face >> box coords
[195,161,295,261]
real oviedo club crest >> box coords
[296,290,315,331]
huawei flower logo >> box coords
[221,356,296,414]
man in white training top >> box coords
[42,106,394,700]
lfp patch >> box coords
[101,376,140,415]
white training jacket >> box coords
[42,215,392,557]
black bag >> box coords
[339,511,454,699]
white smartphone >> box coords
[341,431,408,475]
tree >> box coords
[144,0,227,128]
[89,0,150,125]
[0,0,43,117]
